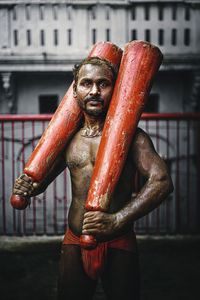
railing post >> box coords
[196,120,200,233]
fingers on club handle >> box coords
[10,194,30,210]
[80,234,97,250]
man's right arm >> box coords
[13,152,67,198]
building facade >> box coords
[0,0,200,114]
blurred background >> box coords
[0,0,200,299]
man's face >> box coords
[73,63,114,117]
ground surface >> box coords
[0,235,199,300]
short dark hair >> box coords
[73,56,118,88]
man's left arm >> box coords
[113,128,174,230]
[82,128,174,238]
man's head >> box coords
[73,57,117,117]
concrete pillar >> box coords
[1,72,16,113]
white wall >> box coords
[16,72,73,114]
[151,71,193,112]
[14,70,192,115]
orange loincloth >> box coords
[63,228,137,280]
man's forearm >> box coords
[30,156,67,197]
[115,173,174,230]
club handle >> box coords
[80,234,97,250]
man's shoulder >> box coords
[131,127,153,152]
[133,127,150,142]
[135,127,144,136]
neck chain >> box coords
[81,124,103,138]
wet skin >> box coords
[13,63,173,299]
[13,64,173,241]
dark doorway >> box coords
[145,94,159,113]
[39,95,58,114]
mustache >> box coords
[84,96,104,104]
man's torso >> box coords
[64,129,136,237]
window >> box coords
[144,5,150,21]
[53,4,58,20]
[39,5,44,20]
[172,4,177,20]
[106,29,110,42]
[14,30,18,46]
[25,4,31,20]
[131,29,137,40]
[185,6,190,21]
[13,6,17,20]
[171,29,177,46]
[131,6,136,20]
[91,7,96,20]
[92,29,96,44]
[184,29,190,46]
[158,29,164,46]
[27,30,31,46]
[145,29,151,42]
[54,29,58,46]
[67,29,72,45]
[144,94,159,113]
[158,6,164,21]
[66,5,72,20]
[40,30,45,46]
[39,95,58,114]
[105,6,110,20]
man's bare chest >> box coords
[65,134,101,170]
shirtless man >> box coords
[13,57,173,300]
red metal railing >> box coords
[136,113,200,235]
[0,113,200,236]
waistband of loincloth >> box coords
[63,227,137,252]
